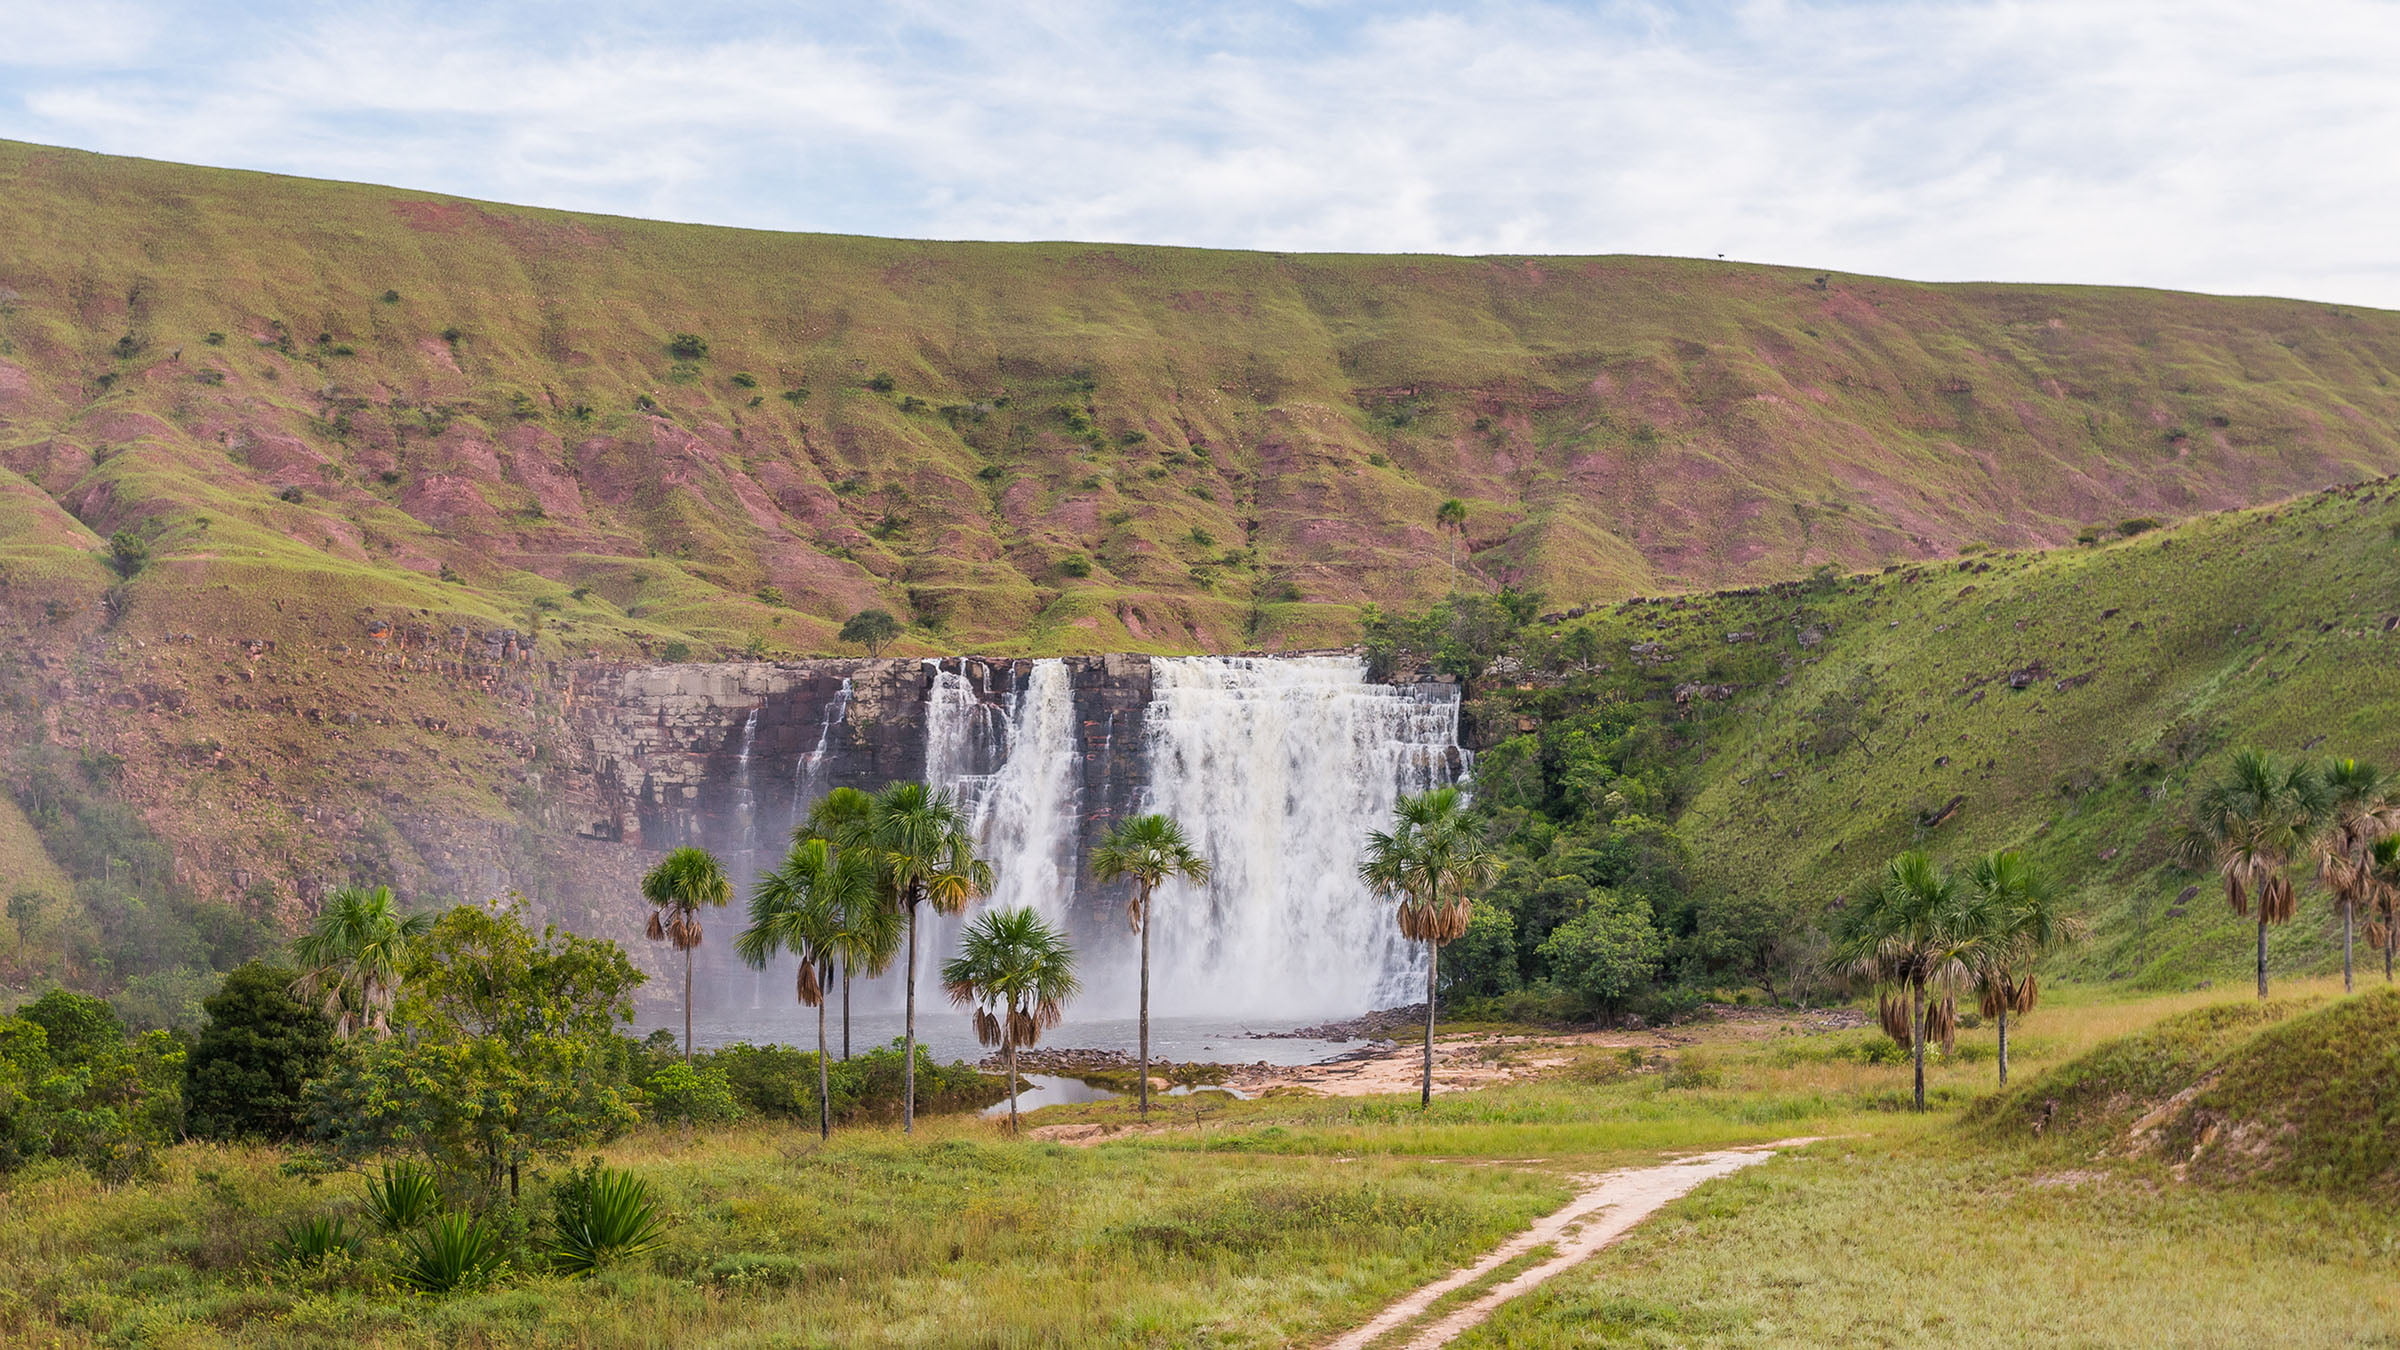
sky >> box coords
[4,0,2398,307]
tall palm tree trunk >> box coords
[2256,913,2270,1001]
[1911,982,1926,1113]
[684,945,694,1064]
[841,960,852,1061]
[1006,1031,1020,1134]
[1996,1004,2009,1088]
[902,903,918,1134]
[1138,889,1153,1119]
[2341,901,2354,994]
[1422,940,1439,1109]
[816,975,831,1140]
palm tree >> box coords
[736,838,890,1139]
[1089,813,1212,1118]
[865,781,992,1132]
[290,884,429,1037]
[942,906,1079,1134]
[640,847,734,1063]
[1435,498,1468,587]
[2367,835,2400,985]
[1962,851,2074,1087]
[1359,786,1500,1108]
[2311,758,2398,994]
[2180,750,2329,1001]
[1832,851,1988,1112]
[801,787,882,1058]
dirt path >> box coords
[1324,1138,1819,1350]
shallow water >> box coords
[651,1008,1363,1068]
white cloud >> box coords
[2,0,2397,306]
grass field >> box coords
[4,976,2392,1348]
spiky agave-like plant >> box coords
[1359,786,1499,1109]
[641,847,733,1063]
[1090,813,1212,1118]
[2180,750,2328,1000]
[942,906,1079,1134]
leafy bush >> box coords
[547,1159,668,1274]
[838,609,900,656]
[707,1039,1000,1123]
[183,961,332,1141]
[273,1215,362,1265]
[366,1159,442,1232]
[659,640,693,662]
[1056,553,1094,579]
[665,333,709,361]
[396,1212,506,1293]
[642,1063,740,1125]
[865,372,895,392]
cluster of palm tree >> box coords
[2181,750,2400,1000]
[680,786,1219,1137]
[1832,849,2077,1111]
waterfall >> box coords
[730,707,762,869]
[958,660,1084,925]
[1138,656,1465,1017]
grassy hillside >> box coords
[4,139,2400,658]
[1461,477,2400,992]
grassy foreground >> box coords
[3,979,2394,1347]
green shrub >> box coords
[396,1212,505,1293]
[365,1160,442,1232]
[546,1159,668,1275]
[730,371,757,388]
[642,1062,740,1125]
[865,372,895,392]
[665,333,709,361]
[1056,553,1094,579]
[659,640,693,662]
[183,961,332,1141]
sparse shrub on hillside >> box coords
[839,609,900,656]
[665,333,709,361]
[439,326,463,345]
[1056,553,1094,579]
[203,331,225,345]
[659,640,692,662]
[278,485,305,503]
[1189,527,1215,547]
[2118,516,2162,535]
[899,395,927,413]
[780,387,808,404]
[107,529,148,578]
[730,371,757,388]
[865,372,895,392]
[632,393,658,412]
[976,463,1007,481]
[380,289,400,303]
[754,585,785,607]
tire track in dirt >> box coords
[1325,1138,1821,1350]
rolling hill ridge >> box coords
[3,139,2400,659]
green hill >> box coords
[1969,990,2400,1194]
[1454,478,2400,994]
[5,138,2400,657]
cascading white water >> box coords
[955,660,1084,923]
[1138,656,1465,1017]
